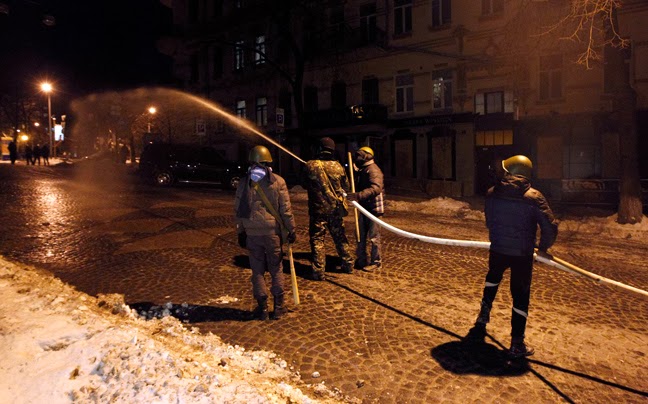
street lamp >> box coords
[147,106,156,132]
[40,82,53,157]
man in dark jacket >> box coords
[302,137,354,280]
[234,145,296,320]
[470,155,558,358]
[347,146,384,271]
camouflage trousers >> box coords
[309,213,353,274]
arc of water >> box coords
[176,90,306,164]
[351,201,648,298]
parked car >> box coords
[139,143,247,189]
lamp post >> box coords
[147,106,156,132]
[40,82,53,157]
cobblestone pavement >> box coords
[1,162,647,403]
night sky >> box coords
[0,0,175,101]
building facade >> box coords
[160,0,648,203]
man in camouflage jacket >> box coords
[301,137,354,280]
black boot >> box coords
[272,293,287,320]
[254,296,269,321]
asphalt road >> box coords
[1,160,646,403]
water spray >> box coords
[174,90,306,165]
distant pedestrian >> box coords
[24,145,33,165]
[347,146,385,271]
[33,144,41,165]
[8,141,17,164]
[301,137,353,280]
[468,155,558,358]
[234,145,296,321]
[41,144,50,165]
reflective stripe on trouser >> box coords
[309,213,353,272]
[247,234,284,299]
[356,213,381,265]
[481,251,534,338]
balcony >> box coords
[303,104,388,129]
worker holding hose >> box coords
[469,155,558,358]
[346,146,385,271]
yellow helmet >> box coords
[358,146,374,157]
[248,145,273,163]
[502,155,533,179]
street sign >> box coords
[196,119,206,136]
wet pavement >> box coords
[1,160,647,403]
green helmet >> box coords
[502,155,533,179]
[248,145,273,163]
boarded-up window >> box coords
[537,136,562,179]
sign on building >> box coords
[196,119,206,136]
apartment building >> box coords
[160,0,648,203]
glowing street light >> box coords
[147,106,156,133]
[40,82,53,156]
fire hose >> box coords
[350,200,648,298]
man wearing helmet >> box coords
[346,146,385,271]
[469,154,558,358]
[302,137,354,280]
[234,145,296,320]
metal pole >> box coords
[348,152,360,242]
[47,93,52,157]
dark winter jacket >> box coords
[234,168,295,239]
[485,175,558,256]
[302,152,349,216]
[355,160,384,216]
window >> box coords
[212,47,223,79]
[474,91,514,114]
[190,53,199,83]
[360,3,377,44]
[362,78,379,104]
[475,130,513,146]
[432,70,453,110]
[236,100,246,119]
[234,40,245,71]
[255,36,266,65]
[394,0,412,35]
[255,97,267,126]
[395,74,414,113]
[539,54,563,100]
[236,0,244,9]
[279,90,293,126]
[481,0,503,15]
[304,86,318,112]
[331,81,347,108]
[432,0,451,27]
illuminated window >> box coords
[395,73,414,113]
[432,70,453,110]
[255,36,266,65]
[475,130,513,146]
[394,0,412,35]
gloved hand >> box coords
[238,232,247,248]
[346,192,358,202]
[287,231,296,244]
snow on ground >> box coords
[1,195,646,403]
[0,259,346,404]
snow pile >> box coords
[559,214,648,240]
[0,258,345,404]
[387,197,485,221]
